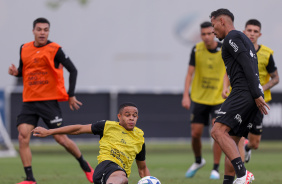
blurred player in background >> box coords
[243,19,279,163]
[182,21,225,179]
[32,102,150,184]
[210,9,270,184]
[8,17,94,184]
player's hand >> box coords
[8,64,19,76]
[182,96,191,110]
[68,96,83,111]
[255,96,270,115]
[32,127,50,137]
[222,88,230,99]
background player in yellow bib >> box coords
[182,21,225,179]
[243,19,279,162]
[32,102,150,184]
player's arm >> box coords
[54,48,82,110]
[182,47,196,110]
[136,160,150,178]
[236,51,262,99]
[237,52,270,114]
[263,70,279,91]
[8,45,23,77]
[222,72,230,99]
[136,143,150,178]
[32,124,92,137]
[263,55,279,91]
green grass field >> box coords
[0,140,281,184]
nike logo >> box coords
[122,132,127,134]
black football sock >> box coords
[195,156,202,164]
[231,157,246,178]
[245,144,251,152]
[213,163,219,172]
[77,155,91,172]
[24,166,36,181]
[223,175,235,184]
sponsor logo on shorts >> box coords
[234,114,242,124]
[50,116,62,124]
[247,123,253,129]
[216,108,226,115]
[256,125,262,129]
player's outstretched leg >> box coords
[53,134,94,183]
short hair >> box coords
[200,21,212,29]
[245,19,261,29]
[33,17,50,29]
[210,8,234,22]
[118,102,138,114]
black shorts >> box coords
[249,111,264,135]
[190,102,222,126]
[17,100,64,129]
[93,160,127,184]
[215,89,259,138]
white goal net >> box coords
[0,114,17,157]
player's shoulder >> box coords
[105,120,119,126]
[22,41,34,48]
[133,126,144,136]
[47,41,61,48]
[227,30,245,40]
[259,45,274,54]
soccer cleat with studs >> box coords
[84,162,95,183]
[233,170,254,184]
[185,158,206,178]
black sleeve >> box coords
[188,46,196,66]
[236,52,262,99]
[224,35,247,59]
[54,48,78,97]
[266,54,277,74]
[91,120,106,137]
[16,45,24,77]
[135,143,146,161]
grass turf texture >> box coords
[0,140,281,184]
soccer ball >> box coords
[137,176,161,184]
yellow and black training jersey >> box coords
[257,45,277,102]
[189,41,225,105]
[91,120,145,177]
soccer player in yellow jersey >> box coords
[32,102,150,184]
[182,21,226,179]
[243,19,279,162]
